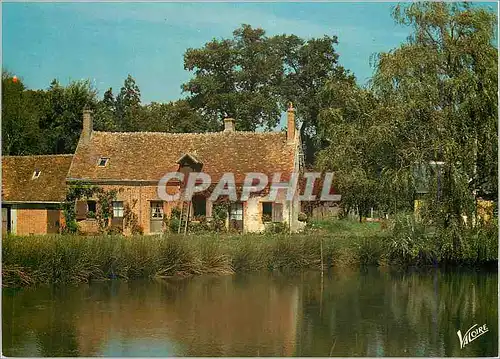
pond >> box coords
[2,267,498,357]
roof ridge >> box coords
[2,154,74,158]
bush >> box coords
[264,222,288,234]
[387,214,436,266]
[107,225,123,235]
[356,236,384,266]
[189,216,211,233]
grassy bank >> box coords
[3,218,497,287]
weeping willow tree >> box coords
[319,3,497,229]
[372,2,497,227]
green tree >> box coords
[281,36,354,164]
[369,2,497,226]
[141,99,217,133]
[317,77,388,219]
[182,24,349,152]
[1,72,45,155]
[116,74,142,131]
[94,87,118,131]
[183,25,283,131]
[39,79,98,154]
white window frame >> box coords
[112,201,124,218]
[32,169,41,179]
[97,157,109,167]
[229,202,243,221]
[151,201,164,219]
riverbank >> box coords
[3,219,497,287]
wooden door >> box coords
[2,207,10,235]
[47,209,60,234]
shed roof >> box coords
[2,154,73,202]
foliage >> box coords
[212,203,228,232]
[317,3,498,231]
[372,3,498,224]
[115,74,142,131]
[264,222,288,234]
[3,216,497,287]
[2,72,97,155]
[123,199,143,235]
[95,188,119,233]
[261,213,272,223]
[387,214,437,266]
[62,182,101,234]
[182,24,351,163]
[298,212,308,222]
[63,183,119,234]
[188,216,211,233]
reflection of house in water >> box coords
[74,275,301,356]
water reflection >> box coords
[3,268,497,357]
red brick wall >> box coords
[16,208,47,235]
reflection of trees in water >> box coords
[297,268,497,357]
[3,286,80,356]
[2,269,497,357]
[3,274,301,357]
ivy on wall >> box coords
[63,182,120,234]
[123,199,143,235]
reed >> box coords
[2,218,497,287]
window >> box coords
[112,201,124,218]
[262,202,272,222]
[32,169,41,179]
[261,202,283,222]
[230,202,243,221]
[151,202,164,219]
[87,200,97,218]
[97,157,109,167]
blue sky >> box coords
[3,2,497,104]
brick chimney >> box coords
[224,118,235,132]
[287,102,295,143]
[82,109,93,145]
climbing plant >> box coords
[63,182,120,234]
[123,199,143,235]
[95,188,119,233]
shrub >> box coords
[387,214,435,266]
[356,236,384,266]
[264,222,288,234]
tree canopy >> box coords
[317,2,497,227]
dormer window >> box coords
[97,157,109,167]
[32,169,41,179]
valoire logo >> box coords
[457,324,488,349]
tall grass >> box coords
[3,217,497,287]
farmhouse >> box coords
[2,154,72,235]
[1,105,303,235]
[68,105,303,234]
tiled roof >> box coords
[68,131,296,183]
[2,154,73,202]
